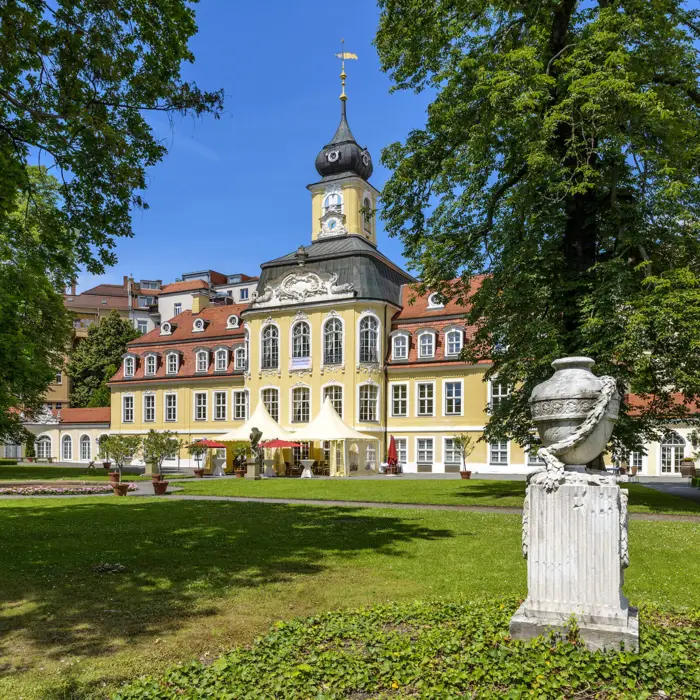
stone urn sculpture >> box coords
[530,357,619,468]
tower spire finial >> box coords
[335,40,357,116]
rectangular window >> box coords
[323,385,343,417]
[444,438,460,464]
[292,387,310,423]
[365,444,377,470]
[4,443,20,459]
[490,381,509,410]
[137,320,148,334]
[417,382,434,416]
[262,388,279,423]
[239,288,249,301]
[359,385,378,422]
[124,357,134,377]
[527,448,545,466]
[165,394,177,422]
[629,451,643,471]
[54,372,62,385]
[233,390,248,420]
[391,384,407,417]
[489,440,508,466]
[417,438,434,464]
[196,352,208,373]
[444,381,462,416]
[145,355,156,375]
[167,354,179,374]
[392,335,408,360]
[419,333,435,358]
[215,350,228,372]
[394,438,407,465]
[214,391,227,421]
[173,303,182,316]
[446,330,463,356]
[194,392,207,421]
[293,442,310,463]
[144,394,155,422]
[122,395,134,423]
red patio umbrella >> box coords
[188,439,226,449]
[387,436,398,466]
[260,439,302,449]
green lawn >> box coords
[0,497,698,699]
[0,465,191,482]
[178,477,700,514]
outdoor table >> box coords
[299,459,315,479]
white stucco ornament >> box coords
[250,270,355,309]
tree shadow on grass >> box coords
[0,500,453,670]
[452,480,526,504]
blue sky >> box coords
[80,0,432,291]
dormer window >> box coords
[392,332,409,361]
[226,314,239,330]
[418,330,436,359]
[124,357,135,377]
[160,322,172,336]
[445,328,464,357]
[235,346,247,370]
[145,355,157,376]
[196,350,209,373]
[166,353,179,375]
[427,293,445,309]
[193,318,206,333]
[215,348,228,372]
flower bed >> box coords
[114,599,700,699]
[0,483,137,496]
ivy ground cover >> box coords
[0,498,697,699]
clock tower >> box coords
[307,53,379,245]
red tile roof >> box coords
[160,280,211,295]
[394,276,486,321]
[625,393,700,417]
[53,407,111,424]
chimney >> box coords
[70,281,76,296]
[192,292,210,314]
[123,275,129,289]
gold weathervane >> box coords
[335,39,357,102]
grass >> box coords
[0,498,699,699]
[178,477,700,515]
[0,465,192,482]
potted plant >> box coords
[188,442,208,478]
[142,429,179,493]
[98,435,111,470]
[453,434,476,479]
[102,435,142,495]
[680,457,696,478]
[233,443,248,478]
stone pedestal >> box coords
[510,473,638,651]
[246,460,261,480]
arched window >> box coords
[145,355,156,376]
[80,435,91,461]
[262,325,279,369]
[427,293,444,309]
[262,388,279,422]
[61,435,72,461]
[292,386,310,423]
[445,329,463,356]
[359,316,379,364]
[196,351,208,373]
[392,334,408,360]
[124,357,134,377]
[324,318,343,365]
[235,346,247,370]
[215,349,228,372]
[292,322,311,359]
[323,191,342,212]
[661,431,685,474]
[363,196,372,231]
[36,436,51,459]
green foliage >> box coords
[187,441,208,468]
[375,1,700,455]
[67,312,138,408]
[115,599,700,699]
[142,430,180,474]
[97,434,110,461]
[0,459,18,466]
[23,434,35,459]
[102,434,141,476]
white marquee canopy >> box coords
[215,401,294,442]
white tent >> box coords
[215,401,294,442]
[291,397,380,476]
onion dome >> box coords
[315,100,373,180]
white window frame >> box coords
[322,315,344,366]
[36,435,52,459]
[137,319,149,335]
[416,437,434,464]
[290,319,312,370]
[427,293,444,309]
[193,318,205,333]
[357,382,379,423]
[233,390,249,421]
[443,437,461,466]
[61,434,73,461]
[123,356,135,377]
[234,346,247,371]
[660,431,686,474]
[391,331,409,361]
[261,323,280,370]
[394,437,407,465]
[443,379,463,416]
[390,382,408,417]
[173,303,182,316]
[195,350,209,373]
[261,387,280,423]
[193,392,208,421]
[526,446,545,467]
[79,434,91,461]
[417,330,436,359]
[160,321,172,336]
[322,383,343,418]
[489,440,509,466]
[291,385,311,424]
[213,391,227,421]
[145,354,157,376]
[416,381,435,417]
[215,348,228,372]
[122,395,134,423]
[166,352,179,375]
[165,393,178,422]
[226,314,240,330]
[488,379,510,412]
[143,393,156,423]
[357,312,381,365]
[444,327,464,357]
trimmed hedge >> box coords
[0,459,18,466]
[114,599,700,699]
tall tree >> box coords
[67,311,138,408]
[376,0,700,456]
[0,1,222,435]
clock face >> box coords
[327,218,338,231]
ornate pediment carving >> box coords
[250,269,355,309]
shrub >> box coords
[114,599,700,699]
[0,459,18,465]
